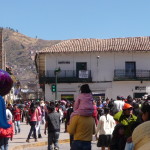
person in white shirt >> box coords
[96,107,116,150]
[113,96,125,114]
[6,109,12,122]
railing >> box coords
[46,70,76,78]
[39,70,92,83]
[114,69,150,80]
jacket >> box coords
[113,111,137,137]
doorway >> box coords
[134,93,147,98]
[76,62,87,78]
[125,62,136,78]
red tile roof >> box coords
[39,37,150,53]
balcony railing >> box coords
[39,70,92,83]
[114,69,150,81]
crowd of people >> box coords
[0,84,150,150]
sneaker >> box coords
[54,147,59,150]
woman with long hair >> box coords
[26,103,38,142]
[96,107,116,150]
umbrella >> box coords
[60,100,67,105]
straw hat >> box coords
[132,121,150,150]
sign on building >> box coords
[79,70,89,78]
[135,86,146,91]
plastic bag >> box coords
[124,142,134,150]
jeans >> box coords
[70,135,74,148]
[41,116,46,124]
[36,121,41,135]
[48,132,59,150]
[14,121,20,133]
[27,121,37,139]
[0,137,9,150]
[71,140,91,150]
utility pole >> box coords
[97,56,100,82]
[0,28,3,69]
[55,72,58,100]
[54,67,61,100]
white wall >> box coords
[46,51,150,81]
[111,81,150,99]
[44,51,150,100]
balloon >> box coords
[0,69,13,96]
[0,69,13,129]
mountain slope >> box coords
[3,28,61,85]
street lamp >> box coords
[97,56,100,82]
[54,67,61,100]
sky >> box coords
[0,0,150,40]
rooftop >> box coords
[39,36,150,53]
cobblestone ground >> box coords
[24,142,108,150]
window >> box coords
[125,62,136,78]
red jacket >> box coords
[13,108,21,121]
[92,105,98,125]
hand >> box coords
[95,134,98,140]
[44,130,46,135]
[127,136,132,143]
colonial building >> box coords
[35,37,150,101]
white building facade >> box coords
[35,37,150,101]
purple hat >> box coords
[0,69,13,96]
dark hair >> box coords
[117,96,121,100]
[112,124,125,138]
[104,107,110,114]
[80,84,91,93]
[141,101,150,113]
[35,101,40,106]
[47,105,55,112]
[127,95,133,103]
[141,101,150,120]
[13,104,17,107]
[30,102,36,113]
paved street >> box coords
[9,122,106,150]
[24,142,101,150]
[9,122,69,150]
